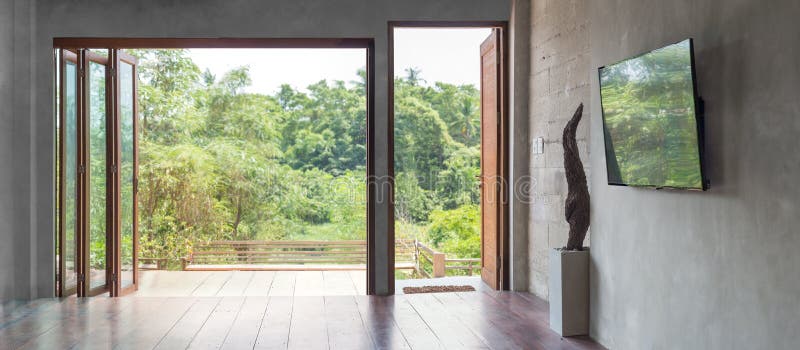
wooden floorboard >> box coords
[116,297,197,350]
[323,271,358,295]
[254,297,292,350]
[188,297,246,349]
[217,272,255,297]
[405,293,490,349]
[221,296,269,349]
[267,271,297,297]
[154,298,220,349]
[390,295,444,349]
[434,292,525,350]
[243,272,276,296]
[294,271,325,297]
[70,297,160,350]
[324,296,374,349]
[192,271,234,297]
[1,298,83,349]
[287,296,328,350]
[354,296,411,350]
[2,292,606,350]
[19,297,137,350]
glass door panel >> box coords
[63,59,80,293]
[56,48,138,297]
[87,59,108,291]
[119,59,136,290]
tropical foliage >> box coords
[127,50,481,270]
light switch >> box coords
[533,137,544,154]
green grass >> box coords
[273,223,366,241]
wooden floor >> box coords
[134,270,490,297]
[1,291,604,349]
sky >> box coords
[188,28,492,95]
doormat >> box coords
[402,285,476,294]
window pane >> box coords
[64,61,79,291]
[88,61,107,289]
[119,61,135,288]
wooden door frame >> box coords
[53,38,377,295]
[387,21,511,293]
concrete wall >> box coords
[0,0,18,298]
[508,0,531,292]
[528,0,590,299]
[0,0,515,299]
[588,0,800,348]
[0,0,35,300]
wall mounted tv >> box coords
[599,38,707,191]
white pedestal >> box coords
[549,248,589,336]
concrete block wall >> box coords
[527,0,591,299]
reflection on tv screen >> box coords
[599,39,703,189]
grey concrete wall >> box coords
[0,0,35,300]
[0,0,514,299]
[509,0,531,292]
[0,0,19,299]
[528,0,590,299]
[588,0,800,348]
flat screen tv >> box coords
[599,38,706,190]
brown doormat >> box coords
[402,285,476,294]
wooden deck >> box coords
[1,292,605,349]
[134,270,493,297]
[134,270,369,297]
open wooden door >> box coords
[56,48,139,297]
[56,49,80,297]
[480,29,504,290]
[111,50,140,296]
[82,49,112,297]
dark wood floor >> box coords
[0,291,604,349]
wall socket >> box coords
[533,137,544,154]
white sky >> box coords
[188,28,492,95]
[393,28,492,87]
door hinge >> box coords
[111,273,117,283]
[78,164,86,174]
[77,273,85,283]
[110,163,117,174]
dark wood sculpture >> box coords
[563,103,590,251]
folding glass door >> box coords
[56,48,139,297]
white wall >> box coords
[1,0,516,299]
[588,0,800,348]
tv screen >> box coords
[599,38,706,190]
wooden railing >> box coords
[182,240,417,271]
[413,241,480,278]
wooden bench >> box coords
[181,240,417,271]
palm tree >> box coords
[404,67,425,86]
[445,96,480,144]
